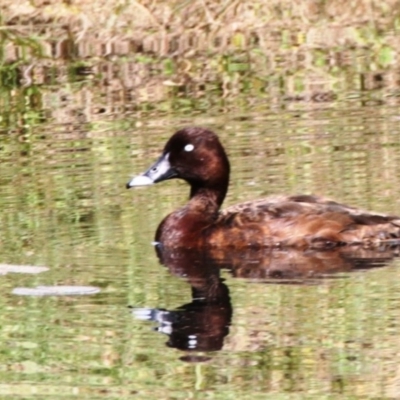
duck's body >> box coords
[155,193,400,250]
[127,127,400,250]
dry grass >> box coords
[1,0,400,115]
[2,0,400,57]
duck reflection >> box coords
[131,244,400,357]
[132,247,232,355]
[212,245,400,281]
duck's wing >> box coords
[213,195,400,249]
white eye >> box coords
[184,144,194,152]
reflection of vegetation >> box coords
[0,0,399,113]
[0,86,46,133]
[0,61,21,88]
[0,11,45,88]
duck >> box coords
[126,127,400,250]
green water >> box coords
[1,100,400,398]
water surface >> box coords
[2,79,400,399]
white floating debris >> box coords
[0,264,49,275]
[132,308,154,320]
[12,285,101,296]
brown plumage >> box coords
[127,127,400,250]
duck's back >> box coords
[209,195,400,249]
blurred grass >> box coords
[1,0,400,110]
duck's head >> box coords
[126,127,230,201]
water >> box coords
[2,48,400,397]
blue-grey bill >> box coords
[126,175,154,187]
[127,152,174,188]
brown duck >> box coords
[127,127,400,250]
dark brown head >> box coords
[127,127,230,205]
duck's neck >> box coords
[188,182,228,218]
[155,181,228,247]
